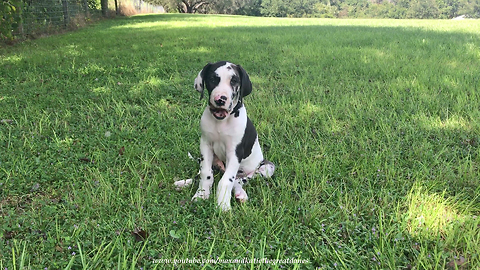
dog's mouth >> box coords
[210,107,229,120]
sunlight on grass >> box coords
[465,42,480,59]
[416,114,471,131]
[92,86,110,94]
[2,54,23,64]
[299,102,323,115]
[64,44,82,57]
[405,186,476,241]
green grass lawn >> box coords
[1,14,480,269]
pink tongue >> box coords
[214,110,228,118]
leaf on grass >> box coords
[447,256,467,269]
[169,230,181,239]
[119,146,125,156]
[131,227,148,242]
[462,138,476,146]
[79,157,91,163]
[3,231,17,239]
[0,119,14,125]
[179,200,188,207]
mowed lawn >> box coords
[1,14,480,269]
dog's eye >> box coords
[208,75,218,84]
[230,76,239,85]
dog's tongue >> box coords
[213,109,228,119]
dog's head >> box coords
[194,61,252,120]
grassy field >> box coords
[1,14,480,269]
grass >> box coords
[1,14,480,269]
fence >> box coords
[10,0,163,40]
[19,0,89,37]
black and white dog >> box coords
[174,61,275,211]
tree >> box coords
[101,0,108,16]
[145,0,209,13]
[1,0,22,43]
[407,0,440,18]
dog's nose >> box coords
[214,95,227,106]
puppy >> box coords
[175,61,274,211]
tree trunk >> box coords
[178,0,208,13]
[101,0,108,16]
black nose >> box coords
[215,96,227,106]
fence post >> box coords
[62,0,69,28]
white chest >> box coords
[200,107,247,162]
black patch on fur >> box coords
[200,61,227,96]
[207,176,211,180]
[231,102,243,118]
[234,65,252,98]
[235,117,257,163]
[229,177,234,182]
[242,179,247,184]
[198,61,251,102]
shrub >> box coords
[1,0,22,43]
[119,2,137,16]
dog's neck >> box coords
[230,101,243,117]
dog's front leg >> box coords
[217,153,240,211]
[192,137,214,201]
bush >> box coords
[119,2,137,16]
[1,0,22,43]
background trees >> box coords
[144,0,480,18]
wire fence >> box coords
[20,0,89,37]
[14,0,163,39]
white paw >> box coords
[192,189,210,201]
[235,190,248,203]
[218,201,231,211]
[174,179,193,190]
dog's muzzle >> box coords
[209,94,232,120]
[209,105,229,120]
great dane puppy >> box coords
[175,61,274,211]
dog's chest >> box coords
[201,108,247,161]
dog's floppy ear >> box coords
[236,65,252,98]
[194,63,212,99]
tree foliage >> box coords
[144,0,480,18]
[1,0,23,43]
[146,0,209,13]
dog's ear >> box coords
[194,63,212,99]
[236,65,252,98]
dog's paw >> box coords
[218,201,232,211]
[192,189,210,201]
[174,179,193,190]
[258,160,275,178]
[234,189,248,203]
